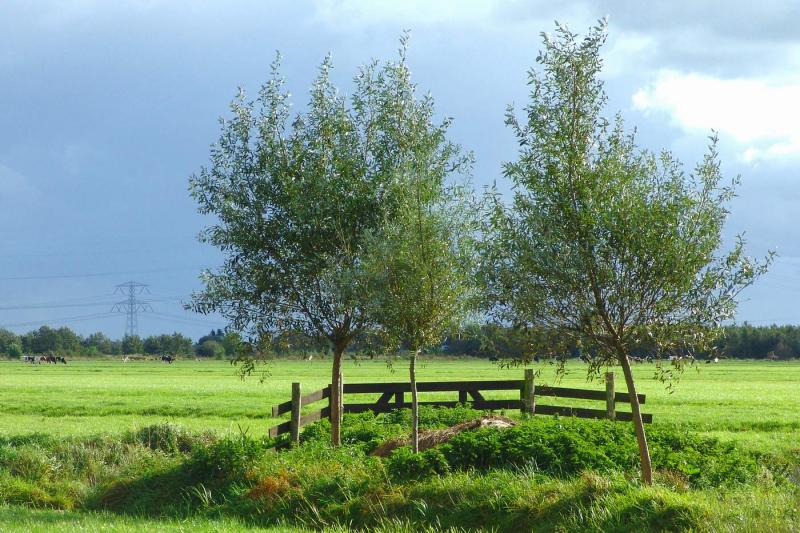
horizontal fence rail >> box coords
[267,370,652,446]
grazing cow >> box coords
[57,356,67,364]
[161,355,174,364]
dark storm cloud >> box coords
[0,0,797,333]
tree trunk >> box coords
[410,349,420,453]
[619,353,653,485]
[331,343,345,447]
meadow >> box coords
[1,358,798,451]
[1,357,799,531]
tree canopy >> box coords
[364,145,475,452]
[484,20,771,483]
[188,37,468,445]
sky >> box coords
[1,0,799,341]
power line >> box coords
[146,311,227,327]
[0,292,191,311]
[0,301,118,311]
[0,312,118,329]
[111,281,153,337]
[0,266,210,281]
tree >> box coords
[196,339,226,358]
[83,332,115,355]
[143,336,162,355]
[221,332,242,357]
[0,329,19,355]
[21,326,80,354]
[365,170,474,452]
[188,37,465,445]
[7,342,22,359]
[122,335,143,355]
[484,20,771,484]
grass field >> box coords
[0,505,289,533]
[1,358,798,452]
[1,357,799,531]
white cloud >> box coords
[632,70,800,162]
[602,32,655,78]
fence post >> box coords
[521,368,535,415]
[605,372,616,420]
[290,382,301,446]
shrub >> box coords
[386,447,450,481]
[383,405,484,429]
[124,423,199,454]
[189,433,266,483]
[382,417,764,488]
[300,412,407,453]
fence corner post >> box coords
[522,368,535,416]
[290,382,302,446]
[605,372,616,421]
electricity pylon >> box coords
[111,281,153,337]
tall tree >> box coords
[365,167,474,453]
[484,20,771,484]
[0,329,20,355]
[189,37,465,446]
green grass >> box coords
[0,505,296,532]
[1,358,799,452]
[1,357,799,531]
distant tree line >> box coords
[0,326,241,358]
[3,323,796,360]
[444,324,800,361]
[231,323,800,361]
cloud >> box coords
[602,32,655,78]
[311,0,499,29]
[632,70,800,162]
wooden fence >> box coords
[268,370,651,446]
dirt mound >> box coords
[370,415,517,457]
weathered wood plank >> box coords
[301,386,330,406]
[376,391,394,405]
[267,420,291,438]
[299,406,331,426]
[272,400,293,417]
[343,399,520,413]
[468,390,485,401]
[536,386,646,404]
[343,380,523,393]
[522,368,535,415]
[605,372,615,420]
[272,386,330,416]
[536,404,653,423]
[290,382,301,445]
[342,380,644,403]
